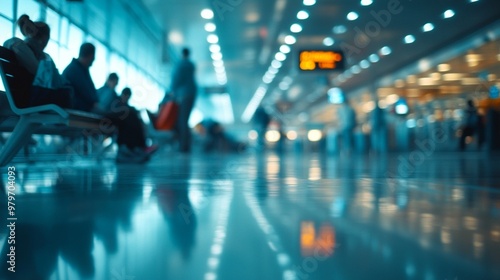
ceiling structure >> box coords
[139,0,500,126]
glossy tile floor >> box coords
[1,151,500,280]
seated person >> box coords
[96,73,119,113]
[3,14,73,108]
[194,119,246,152]
[114,88,158,163]
[62,43,98,112]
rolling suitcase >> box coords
[155,101,179,130]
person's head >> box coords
[182,47,190,59]
[106,73,119,89]
[78,43,96,68]
[18,14,50,51]
[467,99,475,108]
[121,87,132,104]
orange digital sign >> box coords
[299,50,345,71]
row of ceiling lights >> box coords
[242,0,318,122]
[201,8,227,86]
[331,2,478,86]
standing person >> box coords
[252,106,271,150]
[337,100,356,153]
[96,73,119,112]
[171,47,197,153]
[459,99,479,151]
[371,104,387,153]
[62,43,99,112]
[3,14,72,108]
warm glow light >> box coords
[307,130,322,142]
[438,64,450,72]
[248,130,258,140]
[287,131,298,140]
[265,130,281,142]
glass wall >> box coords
[1,0,166,112]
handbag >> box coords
[155,101,179,130]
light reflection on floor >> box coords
[0,152,499,279]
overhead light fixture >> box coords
[323,37,334,46]
[361,0,373,6]
[359,59,370,69]
[297,10,309,20]
[404,35,416,44]
[437,64,450,72]
[272,60,283,68]
[201,9,214,19]
[369,54,380,63]
[284,35,297,44]
[303,0,316,6]
[204,23,216,32]
[351,65,361,74]
[207,34,219,43]
[347,12,359,21]
[469,0,479,3]
[422,23,434,32]
[275,52,287,61]
[280,45,291,54]
[211,52,223,60]
[332,25,347,34]
[290,23,303,33]
[380,46,392,56]
[209,44,221,53]
[443,9,455,19]
[442,73,463,81]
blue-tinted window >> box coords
[0,16,13,45]
[0,0,14,19]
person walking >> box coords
[171,48,197,153]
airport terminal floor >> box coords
[1,150,499,280]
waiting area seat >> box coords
[0,46,113,166]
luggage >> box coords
[155,101,179,130]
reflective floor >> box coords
[1,151,500,280]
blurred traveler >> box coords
[3,14,73,108]
[62,43,99,112]
[96,73,120,112]
[459,100,479,151]
[252,106,271,150]
[337,100,356,153]
[171,47,197,153]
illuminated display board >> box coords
[299,50,345,71]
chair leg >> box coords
[0,117,39,166]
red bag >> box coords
[155,101,179,130]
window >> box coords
[0,0,14,20]
[0,16,13,45]
[46,9,60,43]
[89,39,108,88]
[68,24,83,57]
[17,0,40,21]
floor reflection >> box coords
[0,152,498,279]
